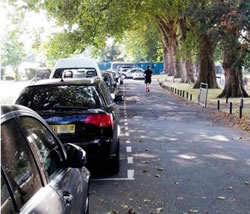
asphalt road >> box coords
[89,79,250,214]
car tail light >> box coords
[85,113,113,128]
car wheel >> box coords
[108,141,120,174]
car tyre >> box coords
[108,141,120,174]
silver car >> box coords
[1,105,90,214]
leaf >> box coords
[144,199,150,202]
[228,186,233,190]
[245,181,249,185]
[156,207,164,213]
[122,204,129,209]
[187,210,199,213]
[177,197,184,200]
[156,167,164,171]
[155,174,161,178]
[217,196,227,200]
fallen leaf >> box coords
[127,208,135,214]
[129,198,133,201]
[228,186,233,190]
[155,174,161,178]
[142,170,148,173]
[122,204,129,209]
[177,197,184,200]
[217,196,227,200]
[245,181,249,185]
[107,211,118,214]
[201,197,206,199]
[144,199,150,202]
[156,167,164,171]
[175,182,179,185]
[156,207,164,213]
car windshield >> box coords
[16,85,102,110]
[52,68,97,78]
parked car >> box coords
[50,57,103,80]
[102,71,118,99]
[15,78,120,173]
[122,68,144,79]
[133,70,145,80]
[1,104,90,214]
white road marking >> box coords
[92,177,134,181]
[128,169,135,179]
[126,146,132,153]
[124,122,128,126]
[126,140,131,144]
[127,157,134,164]
[125,127,128,131]
[124,119,128,122]
[125,132,130,137]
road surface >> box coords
[90,79,250,214]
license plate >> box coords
[50,124,75,134]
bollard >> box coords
[190,94,192,101]
[177,90,179,95]
[175,88,176,94]
[239,106,243,119]
[229,102,232,114]
[217,100,220,110]
[240,98,244,108]
[226,97,228,104]
[186,92,189,99]
[183,91,185,98]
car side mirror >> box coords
[64,143,87,168]
[114,95,124,102]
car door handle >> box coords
[63,191,73,205]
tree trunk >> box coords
[218,35,248,97]
[162,46,168,73]
[193,33,219,89]
[158,17,178,76]
[181,56,195,83]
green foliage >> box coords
[1,31,26,80]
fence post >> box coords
[217,100,220,110]
[240,98,244,108]
[190,94,192,101]
[239,106,243,119]
[226,97,228,104]
[229,102,232,114]
[186,92,189,99]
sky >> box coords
[0,1,62,55]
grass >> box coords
[154,74,250,132]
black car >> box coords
[15,78,120,173]
[102,71,118,99]
[1,104,90,214]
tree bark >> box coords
[158,17,178,76]
[181,57,195,83]
[218,35,248,97]
[179,17,195,83]
[193,33,219,89]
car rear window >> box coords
[16,85,103,110]
[52,68,97,78]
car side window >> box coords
[19,116,64,180]
[1,174,16,213]
[1,119,42,211]
[99,82,114,105]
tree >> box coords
[1,31,26,80]
[217,0,249,97]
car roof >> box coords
[1,104,37,120]
[30,77,102,87]
[54,57,99,70]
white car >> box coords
[122,68,144,79]
[50,57,103,80]
[133,70,145,80]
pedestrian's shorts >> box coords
[145,78,151,84]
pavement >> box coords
[89,79,250,214]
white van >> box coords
[50,57,102,80]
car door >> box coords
[18,116,89,214]
[1,118,63,214]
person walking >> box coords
[144,66,153,93]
